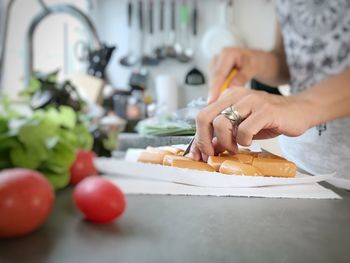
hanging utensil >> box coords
[200,0,244,61]
[129,0,148,91]
[142,0,159,66]
[183,1,194,59]
[176,0,192,63]
[155,0,167,59]
[165,0,177,58]
[0,0,15,90]
[185,0,205,85]
[120,0,138,67]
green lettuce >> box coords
[0,105,93,189]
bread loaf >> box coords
[158,146,184,155]
[171,159,216,172]
[252,158,296,178]
[217,153,254,164]
[137,145,297,178]
[257,152,285,160]
[163,155,192,166]
[207,156,240,171]
[137,150,168,165]
[220,149,259,158]
[146,146,174,155]
[219,160,262,176]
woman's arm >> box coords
[295,68,350,127]
[189,68,350,160]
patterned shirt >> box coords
[276,0,350,184]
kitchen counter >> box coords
[1,184,350,263]
[117,133,192,151]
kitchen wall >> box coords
[1,0,277,107]
[91,0,277,107]
[0,2,5,45]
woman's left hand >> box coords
[188,86,311,161]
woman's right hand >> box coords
[208,47,263,104]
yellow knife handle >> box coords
[220,68,238,94]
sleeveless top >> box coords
[276,0,350,187]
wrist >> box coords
[288,94,320,129]
[251,50,270,79]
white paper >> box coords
[326,177,350,191]
[95,158,335,188]
[95,146,339,199]
[286,159,350,191]
[104,176,340,199]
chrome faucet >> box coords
[0,0,14,91]
[1,1,116,91]
[24,2,103,85]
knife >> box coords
[182,68,238,156]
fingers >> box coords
[194,87,277,158]
[208,48,242,103]
[212,137,227,155]
[236,110,270,146]
[212,115,238,153]
[227,93,269,146]
[206,86,250,119]
[211,97,255,152]
[187,134,213,162]
[195,87,251,157]
[187,139,202,161]
[195,111,215,158]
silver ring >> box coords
[221,105,241,126]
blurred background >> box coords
[0,0,283,155]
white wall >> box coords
[2,0,277,107]
[92,0,277,107]
[0,1,5,47]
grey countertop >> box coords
[1,184,350,263]
[117,133,192,151]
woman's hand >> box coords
[209,48,263,104]
[188,87,311,161]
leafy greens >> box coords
[0,105,93,189]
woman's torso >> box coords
[276,0,350,179]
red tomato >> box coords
[0,169,54,238]
[73,176,126,224]
[70,149,98,185]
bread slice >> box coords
[138,150,168,165]
[257,152,285,160]
[171,159,216,172]
[252,158,296,178]
[219,160,262,176]
[163,155,192,166]
[207,156,241,172]
[158,146,184,155]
